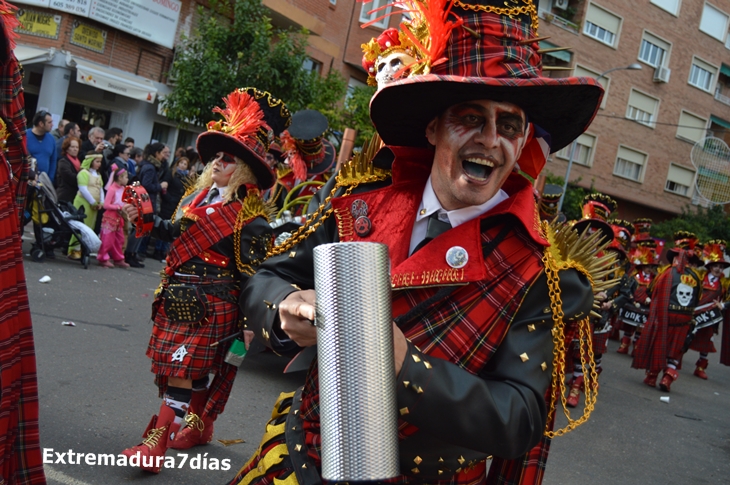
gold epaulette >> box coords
[335,133,390,187]
[266,133,391,259]
[234,189,276,274]
[542,219,616,439]
[656,264,670,275]
[276,165,292,180]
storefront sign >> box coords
[70,20,106,53]
[13,1,52,8]
[89,0,181,49]
[15,9,61,39]
[74,58,158,103]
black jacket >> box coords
[54,156,79,204]
[159,171,189,220]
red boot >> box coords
[617,336,631,355]
[566,375,584,408]
[694,358,709,380]
[122,403,180,473]
[659,368,679,392]
[643,371,659,388]
[169,411,215,449]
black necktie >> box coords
[202,187,219,206]
[413,212,451,254]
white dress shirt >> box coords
[408,175,509,255]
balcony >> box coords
[538,8,580,35]
[715,90,730,106]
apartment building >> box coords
[537,0,730,220]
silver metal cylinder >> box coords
[313,242,399,481]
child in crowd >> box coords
[97,167,130,268]
[68,154,104,260]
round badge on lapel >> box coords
[355,216,372,237]
[446,246,468,269]
[206,207,216,215]
[351,199,369,219]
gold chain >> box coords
[453,0,539,31]
[542,221,598,438]
[266,183,357,259]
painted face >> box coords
[210,152,237,187]
[708,263,724,277]
[264,152,276,168]
[425,100,530,210]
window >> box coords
[650,0,680,15]
[574,65,609,108]
[665,164,695,197]
[360,0,392,29]
[302,58,322,75]
[638,32,670,67]
[626,90,659,127]
[346,77,367,100]
[613,146,646,182]
[688,57,718,92]
[555,133,596,166]
[676,111,708,143]
[583,3,621,47]
[699,3,729,42]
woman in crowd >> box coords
[97,167,130,268]
[54,136,82,204]
[156,156,191,260]
[107,143,131,179]
[68,154,104,260]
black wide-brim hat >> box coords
[197,131,275,190]
[369,2,604,152]
[665,248,703,266]
[287,110,337,176]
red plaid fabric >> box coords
[592,330,609,355]
[632,267,693,372]
[165,196,242,274]
[148,274,240,419]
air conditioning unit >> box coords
[554,0,569,10]
[653,66,671,83]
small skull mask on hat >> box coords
[375,50,416,89]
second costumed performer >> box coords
[226,0,616,484]
[122,88,291,472]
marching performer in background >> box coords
[617,240,660,356]
[121,88,289,473]
[226,1,614,484]
[686,240,729,380]
[632,231,703,392]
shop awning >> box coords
[15,45,54,65]
[68,57,157,104]
[720,63,730,77]
[710,115,730,130]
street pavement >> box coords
[20,234,730,485]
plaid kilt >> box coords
[632,312,692,372]
[592,327,609,355]
[689,326,717,354]
[147,275,241,417]
[0,151,45,483]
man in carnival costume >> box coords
[632,231,703,392]
[687,240,729,380]
[616,219,659,356]
[0,2,46,483]
[122,88,290,473]
[225,1,616,484]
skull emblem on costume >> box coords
[375,51,416,90]
[676,283,693,306]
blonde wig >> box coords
[194,157,258,203]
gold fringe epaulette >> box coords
[266,133,391,259]
[276,165,292,180]
[542,219,617,439]
[656,264,670,275]
[234,189,276,274]
[335,133,390,187]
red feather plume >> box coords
[280,130,307,181]
[0,1,20,51]
[207,90,270,142]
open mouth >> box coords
[462,157,495,182]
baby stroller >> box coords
[26,172,98,269]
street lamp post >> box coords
[557,63,643,211]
